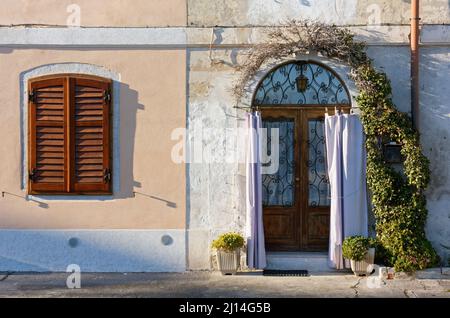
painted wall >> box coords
[0,49,186,230]
[420,48,450,261]
[184,0,450,267]
[186,40,450,269]
[187,0,450,27]
[0,0,186,27]
[0,0,449,271]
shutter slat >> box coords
[36,104,64,110]
[76,98,104,104]
[34,177,64,183]
[37,133,64,140]
[37,86,64,92]
[37,164,64,171]
[75,87,101,92]
[76,133,102,140]
[37,171,64,177]
[76,165,103,171]
[37,146,64,152]
[76,158,103,165]
[77,171,104,177]
[76,110,103,116]
[76,139,103,146]
[36,110,64,116]
[36,92,64,98]
[76,145,103,152]
[76,127,103,133]
[75,116,104,121]
[36,127,64,133]
[36,98,64,104]
[75,92,104,98]
[36,139,64,146]
[75,104,104,110]
[77,177,103,183]
[38,152,64,158]
[76,152,103,158]
[36,116,64,121]
[37,158,64,165]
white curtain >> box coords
[325,114,344,269]
[245,111,267,269]
[325,113,368,269]
[342,114,369,238]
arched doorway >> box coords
[253,60,351,251]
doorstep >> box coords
[266,252,338,272]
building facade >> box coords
[0,0,449,272]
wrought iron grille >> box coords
[307,119,330,207]
[262,119,295,207]
[254,61,350,106]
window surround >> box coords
[20,63,120,200]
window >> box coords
[28,74,112,195]
[253,61,350,106]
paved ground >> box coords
[0,269,449,298]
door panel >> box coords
[261,110,299,251]
[301,110,331,250]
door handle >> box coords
[295,177,300,182]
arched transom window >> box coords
[253,61,351,106]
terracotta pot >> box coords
[350,248,375,276]
[216,249,241,275]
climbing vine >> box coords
[233,21,439,271]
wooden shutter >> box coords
[28,75,111,194]
[29,77,67,193]
[72,77,111,193]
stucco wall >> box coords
[0,49,186,230]
[0,0,449,271]
[187,0,450,27]
[186,42,450,269]
[0,0,186,27]
[420,48,450,260]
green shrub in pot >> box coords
[212,232,244,252]
[343,236,377,276]
[342,236,375,261]
[212,232,245,275]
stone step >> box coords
[266,252,332,272]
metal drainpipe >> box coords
[411,0,420,130]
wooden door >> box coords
[262,108,332,251]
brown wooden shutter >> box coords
[29,75,112,195]
[72,77,111,193]
[28,77,67,193]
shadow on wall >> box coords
[116,82,144,199]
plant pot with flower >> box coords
[211,232,245,275]
[342,236,377,276]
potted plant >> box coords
[342,236,376,276]
[211,232,245,275]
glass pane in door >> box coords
[307,119,330,207]
[262,119,295,207]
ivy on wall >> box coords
[233,21,439,271]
